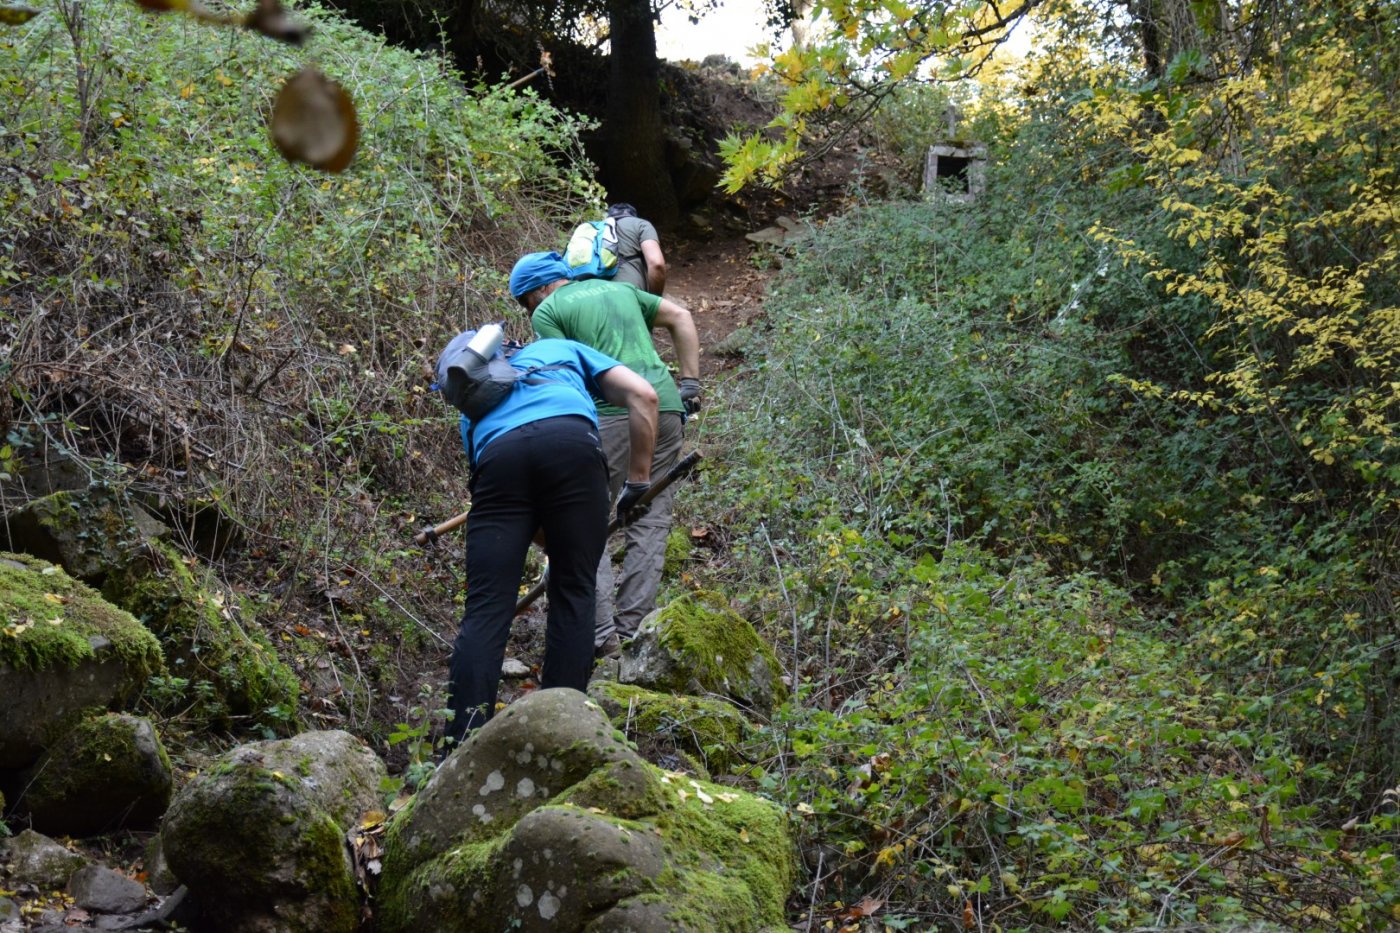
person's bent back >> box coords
[436,333,657,747]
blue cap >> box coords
[508,251,570,299]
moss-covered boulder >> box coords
[0,553,163,769]
[621,592,787,718]
[17,713,173,837]
[0,829,89,889]
[160,729,386,933]
[378,688,794,933]
[0,486,168,583]
[588,680,758,778]
[101,539,298,730]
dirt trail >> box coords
[660,236,773,378]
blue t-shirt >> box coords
[457,338,621,463]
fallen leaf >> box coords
[0,4,40,24]
[131,0,189,11]
[269,67,357,173]
[244,0,309,44]
[834,896,883,923]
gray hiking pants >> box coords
[595,411,685,645]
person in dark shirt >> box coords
[606,203,667,296]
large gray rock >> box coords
[378,688,793,933]
[0,487,167,584]
[0,553,163,769]
[621,592,787,718]
[159,730,386,933]
[17,713,173,837]
[68,864,149,914]
[0,830,88,890]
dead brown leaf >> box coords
[269,67,358,173]
[243,0,309,43]
[0,4,41,24]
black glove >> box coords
[678,377,702,415]
[615,480,651,526]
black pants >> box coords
[445,416,609,744]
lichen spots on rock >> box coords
[480,769,506,796]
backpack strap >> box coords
[463,364,574,475]
[518,363,568,384]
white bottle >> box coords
[465,323,504,361]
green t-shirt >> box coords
[531,279,684,417]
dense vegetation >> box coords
[1,0,597,732]
[4,0,1397,929]
[682,1,1400,927]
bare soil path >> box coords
[661,235,774,378]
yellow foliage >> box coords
[1085,24,1397,509]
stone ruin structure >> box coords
[923,105,987,202]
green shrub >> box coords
[760,550,1399,929]
[0,0,602,734]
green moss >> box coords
[554,757,675,819]
[650,773,794,931]
[376,831,506,931]
[654,592,786,704]
[100,539,298,729]
[375,795,419,899]
[20,713,174,831]
[165,761,358,932]
[166,766,294,888]
[591,681,756,776]
[0,551,163,679]
[296,813,360,923]
[664,526,692,577]
[41,713,169,789]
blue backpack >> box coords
[564,217,620,280]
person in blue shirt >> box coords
[434,331,658,746]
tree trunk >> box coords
[447,0,481,66]
[790,0,816,51]
[605,0,679,228]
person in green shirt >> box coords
[509,251,702,657]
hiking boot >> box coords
[594,633,621,660]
